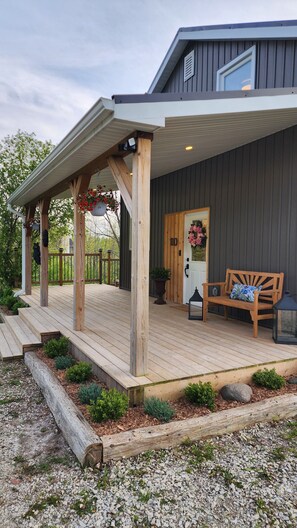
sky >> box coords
[0,0,296,143]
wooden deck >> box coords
[20,284,297,402]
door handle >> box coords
[184,263,189,278]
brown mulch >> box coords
[35,348,297,437]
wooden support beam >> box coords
[38,199,50,306]
[24,205,36,295]
[130,136,152,376]
[69,175,91,331]
[107,156,132,216]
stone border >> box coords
[25,352,297,466]
[25,352,102,467]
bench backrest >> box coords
[225,269,284,302]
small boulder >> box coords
[288,377,297,385]
[220,383,253,403]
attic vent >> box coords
[184,50,195,82]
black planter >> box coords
[154,278,168,305]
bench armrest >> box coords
[203,281,226,298]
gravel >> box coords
[0,360,297,528]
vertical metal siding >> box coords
[162,40,297,93]
[120,126,297,307]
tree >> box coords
[0,130,73,286]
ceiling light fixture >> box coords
[185,145,193,151]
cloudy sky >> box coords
[0,0,296,143]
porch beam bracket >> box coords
[24,204,36,295]
[69,175,91,331]
[107,156,132,216]
[38,198,50,306]
[130,135,152,377]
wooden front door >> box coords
[164,212,184,303]
[164,208,210,304]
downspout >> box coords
[7,203,26,296]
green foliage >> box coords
[0,131,73,286]
[71,490,97,517]
[150,267,171,280]
[144,397,175,423]
[184,382,216,411]
[78,383,102,404]
[186,441,215,466]
[44,336,69,359]
[0,287,28,314]
[88,388,129,422]
[65,362,92,383]
[54,355,75,370]
[252,368,285,390]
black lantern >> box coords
[273,291,297,344]
[188,287,203,320]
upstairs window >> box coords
[216,46,256,91]
[184,50,195,82]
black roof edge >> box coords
[113,87,297,105]
[178,19,297,33]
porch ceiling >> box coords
[8,90,297,206]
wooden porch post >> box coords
[130,136,152,376]
[24,205,35,295]
[70,175,91,331]
[39,199,50,306]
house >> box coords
[6,20,297,398]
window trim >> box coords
[216,45,256,91]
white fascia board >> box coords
[148,24,297,93]
[115,93,297,122]
[8,98,114,206]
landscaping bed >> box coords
[35,345,297,437]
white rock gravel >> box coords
[0,360,297,528]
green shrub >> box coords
[44,336,70,359]
[65,362,92,383]
[54,355,75,370]
[144,397,175,423]
[78,383,103,404]
[11,299,28,315]
[184,382,216,411]
[88,388,129,422]
[252,368,285,390]
[0,287,13,302]
[3,295,17,310]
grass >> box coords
[71,490,97,517]
[0,397,22,405]
[97,467,110,490]
[210,465,243,489]
[271,447,286,461]
[23,496,60,518]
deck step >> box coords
[18,308,60,343]
[0,323,23,360]
[3,315,42,353]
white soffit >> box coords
[9,93,297,204]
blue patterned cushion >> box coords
[230,284,262,302]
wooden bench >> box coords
[203,269,284,338]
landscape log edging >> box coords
[25,351,103,467]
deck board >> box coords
[21,284,297,393]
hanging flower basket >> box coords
[76,186,119,215]
[188,221,207,248]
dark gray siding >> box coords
[120,126,297,311]
[163,40,297,93]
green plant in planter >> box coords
[54,356,75,370]
[185,382,216,411]
[44,336,70,359]
[78,383,102,404]
[252,368,285,390]
[144,397,175,423]
[88,388,129,422]
[65,362,92,383]
[150,267,171,305]
[150,267,171,280]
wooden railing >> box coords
[32,249,120,286]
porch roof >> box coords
[8,88,297,207]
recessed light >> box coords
[130,172,133,176]
[185,145,193,151]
